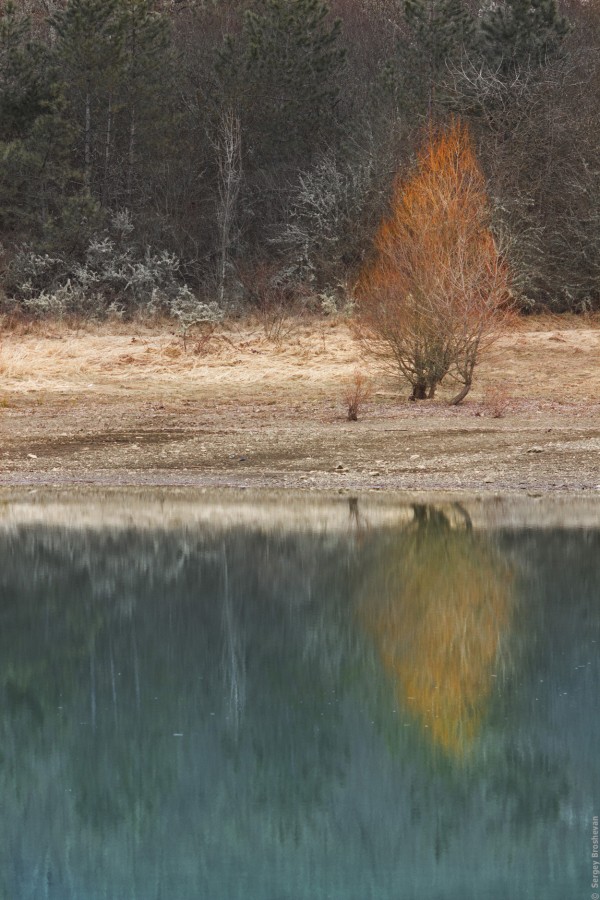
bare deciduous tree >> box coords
[357,120,512,404]
[212,107,242,305]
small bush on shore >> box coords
[343,370,372,421]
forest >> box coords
[0,0,598,321]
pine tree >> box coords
[404,0,476,74]
[218,0,346,166]
[0,4,84,241]
[383,0,476,120]
[118,0,172,203]
[0,1,50,140]
[52,0,125,193]
[53,0,173,207]
[479,0,571,71]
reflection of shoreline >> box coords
[1,490,599,533]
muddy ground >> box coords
[1,318,599,494]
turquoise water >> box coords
[0,498,598,899]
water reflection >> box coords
[0,498,598,899]
[360,504,514,758]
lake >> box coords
[0,492,598,899]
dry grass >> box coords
[0,317,361,400]
[0,314,598,407]
[511,311,600,332]
[1,314,599,493]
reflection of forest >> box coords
[360,505,514,757]
[0,512,597,899]
[0,523,358,897]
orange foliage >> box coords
[361,510,513,758]
[357,120,513,403]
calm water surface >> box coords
[0,496,599,899]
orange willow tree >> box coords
[357,120,512,403]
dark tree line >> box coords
[0,0,597,315]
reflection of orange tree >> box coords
[361,507,513,758]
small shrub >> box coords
[238,263,308,343]
[343,370,372,421]
[166,286,224,350]
[21,284,81,320]
[191,323,220,355]
[481,383,512,418]
[319,290,355,319]
[319,292,339,317]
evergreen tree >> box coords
[404,0,476,74]
[218,0,346,167]
[0,1,51,140]
[479,0,571,71]
[52,0,125,194]
[215,0,347,258]
[0,4,87,243]
[381,0,476,124]
[53,0,173,208]
[118,0,172,203]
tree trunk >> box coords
[410,382,428,400]
[103,94,112,206]
[215,110,242,305]
[127,107,136,201]
[84,88,91,189]
[449,380,472,405]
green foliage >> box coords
[53,0,174,204]
[479,0,571,70]
[0,1,52,139]
[218,0,346,164]
[0,97,92,241]
[404,0,476,72]
[0,7,83,241]
[0,6,96,257]
[41,192,105,256]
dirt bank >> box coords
[1,317,599,493]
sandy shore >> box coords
[1,317,599,494]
